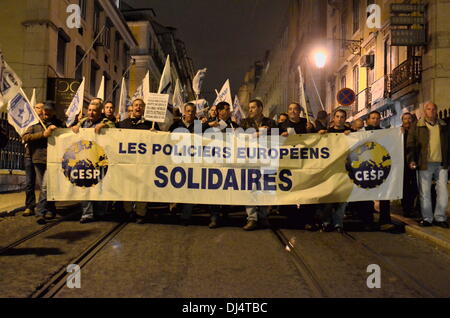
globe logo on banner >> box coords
[345,142,391,189]
[62,140,108,187]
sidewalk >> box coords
[0,191,29,213]
[0,191,76,214]
[390,183,450,253]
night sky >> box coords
[126,0,290,104]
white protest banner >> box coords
[47,128,404,205]
[144,93,170,123]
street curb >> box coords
[391,214,450,252]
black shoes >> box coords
[80,216,94,224]
[180,218,190,226]
[334,225,344,233]
[36,217,46,225]
[243,220,258,231]
[23,208,35,216]
[304,223,320,232]
[433,221,449,229]
[208,220,219,229]
[419,220,433,227]
[258,219,270,229]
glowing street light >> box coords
[313,51,327,68]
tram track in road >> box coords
[270,226,330,298]
[0,210,80,256]
[341,231,438,297]
[31,221,128,298]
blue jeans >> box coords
[36,167,55,216]
[25,160,45,210]
[246,206,269,221]
[81,201,108,219]
[418,163,448,222]
[319,203,347,228]
[24,158,36,210]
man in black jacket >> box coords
[118,98,160,223]
[240,99,277,231]
[22,101,62,223]
[279,103,314,136]
[362,111,395,231]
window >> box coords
[112,80,118,106]
[93,4,100,38]
[104,19,112,49]
[115,32,121,58]
[103,72,110,101]
[341,12,347,50]
[341,75,346,90]
[75,47,85,80]
[57,30,70,75]
[353,66,359,93]
[353,0,360,33]
[79,0,87,19]
[384,39,390,75]
[123,45,129,69]
[90,61,99,96]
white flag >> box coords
[189,99,208,117]
[213,79,233,109]
[158,55,172,95]
[30,88,36,108]
[298,65,311,120]
[65,77,85,127]
[7,88,39,136]
[131,83,143,101]
[118,77,129,121]
[192,68,207,96]
[232,95,244,125]
[156,55,173,131]
[143,71,150,100]
[173,79,184,111]
[97,75,105,100]
[0,57,23,105]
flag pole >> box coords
[73,26,106,77]
[19,87,47,130]
[104,59,136,102]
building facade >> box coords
[121,3,196,102]
[326,0,450,127]
[248,0,328,119]
[0,0,137,120]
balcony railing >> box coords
[388,56,422,95]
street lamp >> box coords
[313,51,327,69]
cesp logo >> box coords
[62,140,109,187]
[345,142,391,189]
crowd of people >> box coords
[11,97,450,232]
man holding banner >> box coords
[22,102,62,223]
[72,99,116,223]
[240,99,277,231]
[118,98,160,224]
